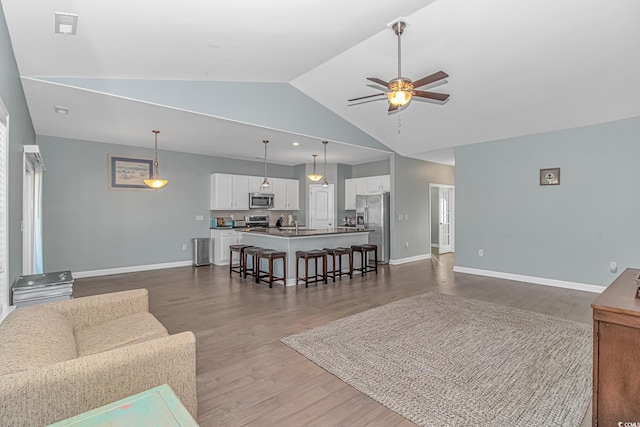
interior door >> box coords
[309,184,334,229]
[438,188,452,254]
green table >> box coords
[47,384,198,427]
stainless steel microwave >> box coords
[249,193,274,209]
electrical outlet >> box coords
[405,241,409,248]
[610,261,617,273]
[478,249,484,257]
[195,215,204,221]
[182,244,187,250]
[398,214,403,221]
[404,214,409,220]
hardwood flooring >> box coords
[73,252,597,426]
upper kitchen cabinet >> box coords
[248,176,268,193]
[211,173,250,210]
[272,178,299,210]
[367,175,391,193]
[344,175,391,210]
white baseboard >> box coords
[452,266,605,294]
[74,260,194,279]
[389,253,431,265]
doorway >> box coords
[429,184,455,255]
[309,184,335,228]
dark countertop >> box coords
[240,227,371,238]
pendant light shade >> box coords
[144,130,168,190]
[307,154,323,182]
[321,141,329,188]
[261,140,270,188]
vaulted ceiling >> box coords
[2,0,639,166]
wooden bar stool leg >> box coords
[323,254,328,284]
[269,257,274,288]
[305,257,310,288]
[373,248,378,274]
[348,251,353,278]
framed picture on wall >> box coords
[540,168,560,186]
[108,155,153,190]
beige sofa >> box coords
[0,289,197,426]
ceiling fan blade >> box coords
[412,71,449,89]
[348,93,386,102]
[413,90,450,102]
[366,77,389,88]
[388,103,399,112]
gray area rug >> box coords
[281,292,592,427]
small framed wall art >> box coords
[540,168,560,186]
[108,155,153,190]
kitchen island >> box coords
[240,228,370,286]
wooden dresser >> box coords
[592,268,640,426]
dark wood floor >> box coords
[74,252,597,426]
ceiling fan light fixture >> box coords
[144,130,168,190]
[307,154,323,182]
[388,90,412,106]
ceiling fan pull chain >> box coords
[398,114,402,134]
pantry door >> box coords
[309,184,334,229]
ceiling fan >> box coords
[348,20,449,112]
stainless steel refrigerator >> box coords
[356,192,390,264]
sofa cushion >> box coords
[75,311,169,356]
[0,305,77,375]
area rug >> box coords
[281,292,592,427]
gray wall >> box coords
[455,116,640,287]
[352,159,391,178]
[0,4,36,284]
[391,155,455,260]
[38,136,297,272]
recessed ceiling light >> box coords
[54,106,69,115]
[54,12,78,35]
[292,142,300,146]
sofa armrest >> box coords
[0,331,197,427]
[45,289,149,331]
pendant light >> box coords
[144,130,168,190]
[321,141,329,188]
[261,140,270,188]
[307,154,323,182]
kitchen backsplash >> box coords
[210,210,300,226]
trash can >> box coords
[192,238,211,267]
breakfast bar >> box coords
[240,228,370,286]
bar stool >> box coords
[229,244,253,276]
[295,250,328,287]
[243,247,264,282]
[351,244,378,276]
[323,247,353,281]
[256,250,287,288]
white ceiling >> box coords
[2,0,640,166]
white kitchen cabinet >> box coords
[211,173,250,210]
[366,175,391,193]
[211,229,242,265]
[344,175,390,210]
[248,176,268,193]
[345,179,357,210]
[271,178,299,210]
[285,179,299,210]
